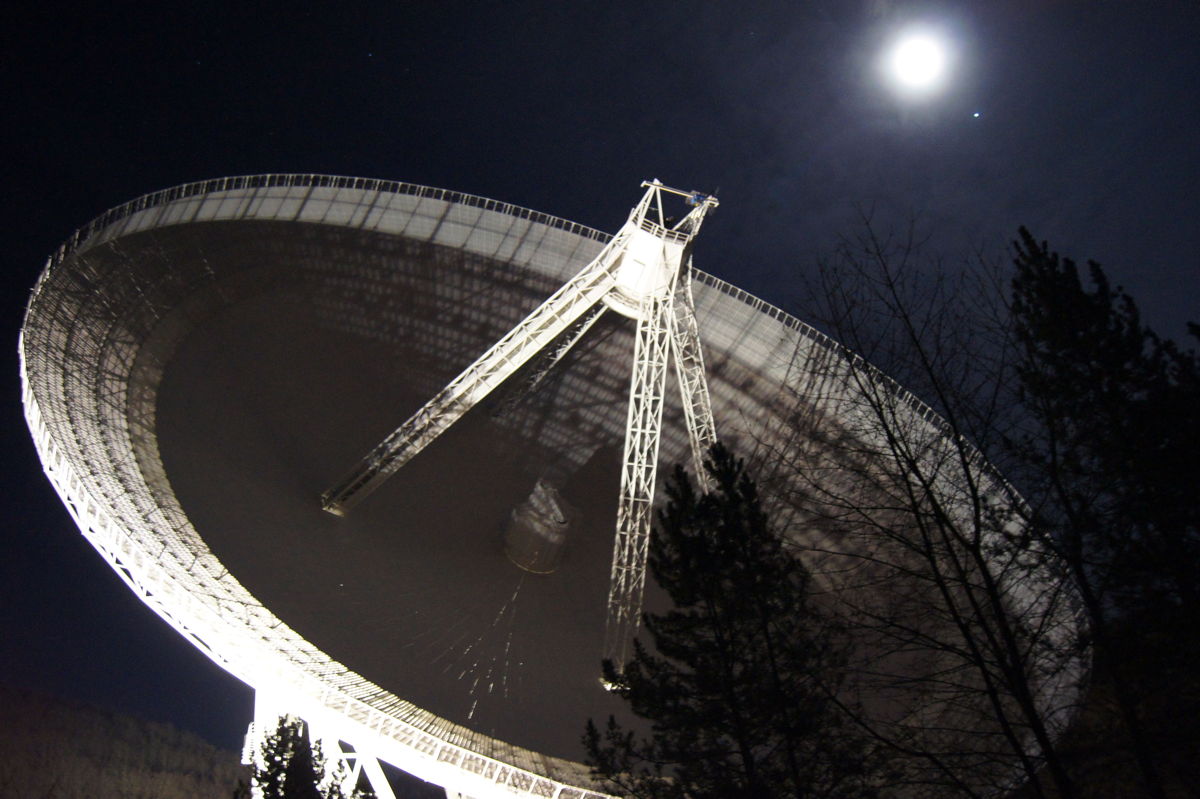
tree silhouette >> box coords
[584,444,882,799]
[247,716,374,799]
[754,219,1086,797]
[757,219,1198,797]
[1008,228,1200,797]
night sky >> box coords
[2,1,1197,754]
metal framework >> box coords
[492,304,607,420]
[20,174,1087,799]
[321,181,720,667]
[245,695,398,799]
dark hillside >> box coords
[0,684,246,799]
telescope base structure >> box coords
[245,692,399,799]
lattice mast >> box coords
[321,180,719,667]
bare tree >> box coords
[745,217,1086,798]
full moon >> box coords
[887,31,948,92]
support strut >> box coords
[320,181,719,674]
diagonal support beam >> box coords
[492,304,607,420]
[670,262,718,491]
[604,268,678,668]
[318,180,722,688]
[321,232,629,515]
[311,730,397,799]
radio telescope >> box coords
[20,175,1085,798]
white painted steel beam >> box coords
[320,181,721,672]
[320,229,630,515]
[604,285,677,667]
[492,304,607,420]
[321,182,720,519]
[670,266,718,491]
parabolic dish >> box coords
[20,175,1084,797]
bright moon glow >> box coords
[887,32,948,92]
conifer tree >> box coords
[1009,228,1200,797]
[584,444,881,799]
[248,716,375,799]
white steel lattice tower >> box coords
[321,180,720,668]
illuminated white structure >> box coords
[20,175,1086,798]
[321,180,718,667]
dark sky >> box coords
[2,0,1197,753]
